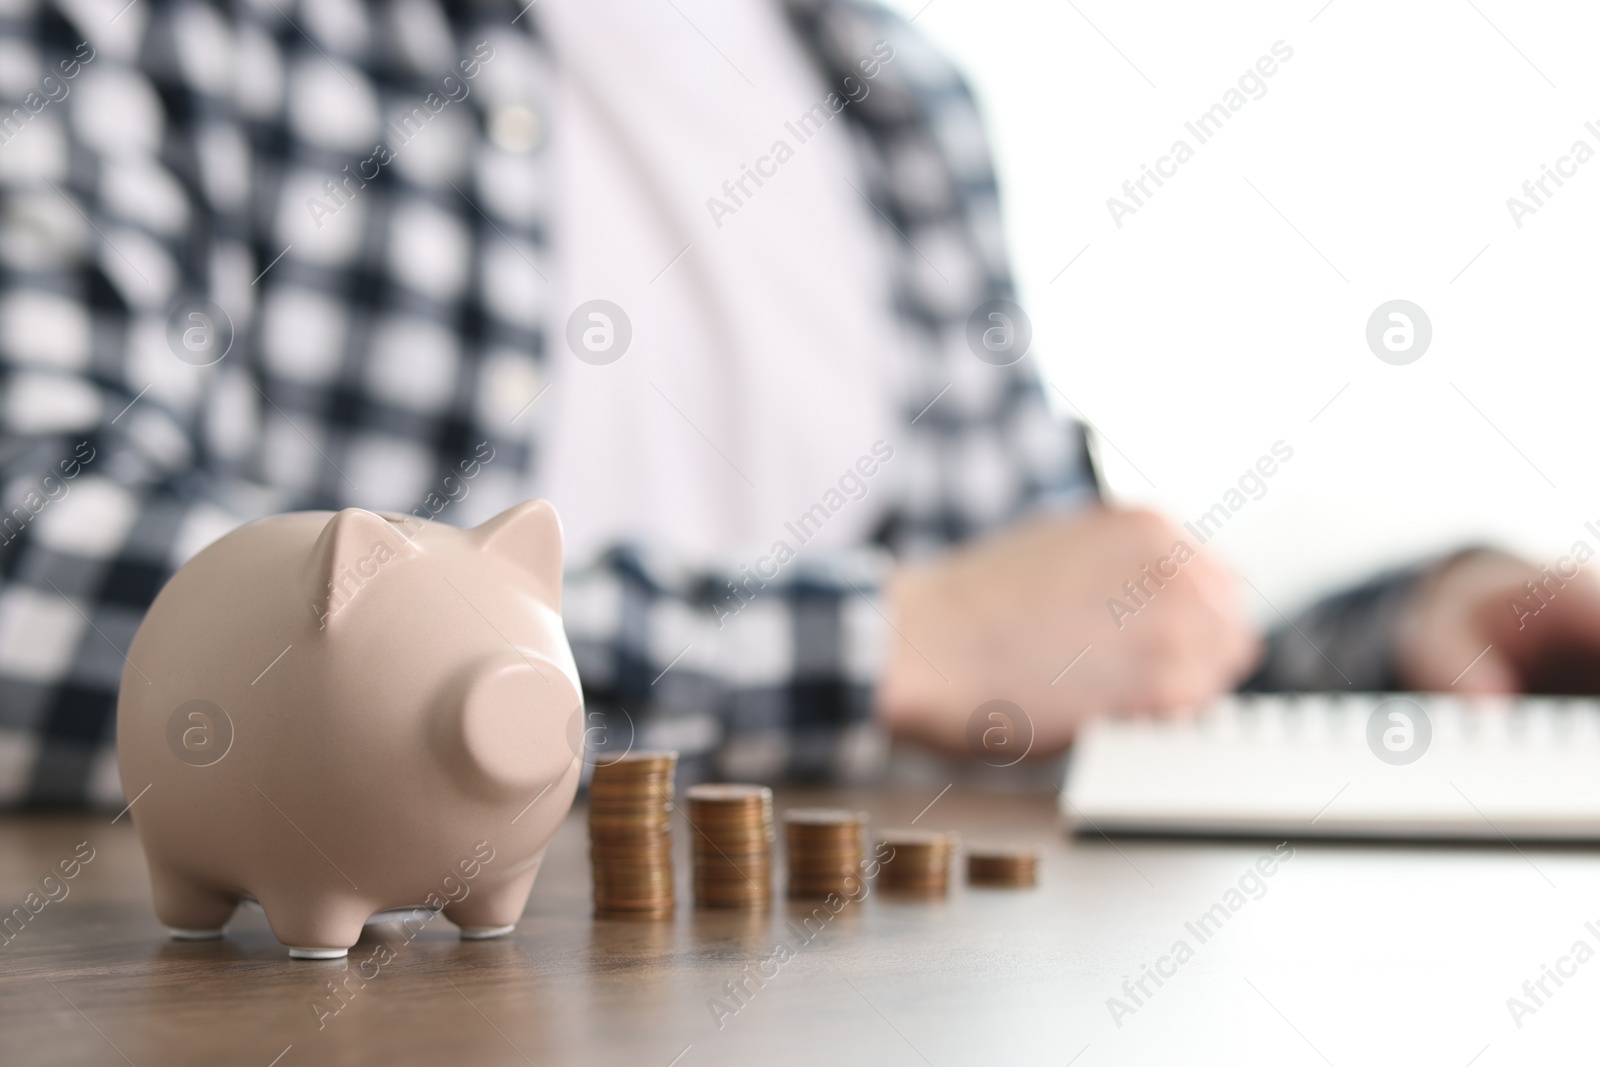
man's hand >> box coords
[1397,549,1600,694]
[875,507,1261,758]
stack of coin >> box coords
[588,752,677,918]
[966,846,1039,888]
[686,784,774,909]
[784,808,866,899]
[875,830,955,897]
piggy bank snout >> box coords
[447,653,581,798]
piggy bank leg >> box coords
[256,891,371,960]
[149,864,239,940]
[443,862,543,940]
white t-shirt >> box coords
[535,0,908,569]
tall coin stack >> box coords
[783,809,866,899]
[685,784,774,909]
[588,751,678,919]
[875,830,955,897]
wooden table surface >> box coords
[1,786,1595,1066]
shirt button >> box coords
[488,104,542,153]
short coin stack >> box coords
[588,752,678,919]
[966,846,1039,888]
[874,830,955,897]
[686,784,774,909]
[784,809,867,899]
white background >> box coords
[881,0,1600,614]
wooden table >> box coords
[1,787,1594,1065]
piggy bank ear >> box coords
[474,500,563,609]
[309,508,413,630]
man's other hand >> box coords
[876,508,1261,759]
[1399,549,1600,695]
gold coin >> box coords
[965,847,1039,887]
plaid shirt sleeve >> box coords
[0,1,547,808]
[0,0,1098,807]
[1244,560,1438,693]
[0,7,293,807]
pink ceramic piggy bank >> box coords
[116,502,583,958]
